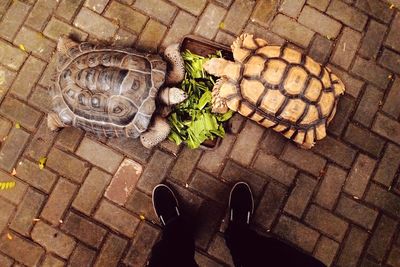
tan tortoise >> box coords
[204,34,345,149]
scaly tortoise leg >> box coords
[47,112,68,131]
[163,43,185,85]
[140,116,171,149]
[211,78,229,114]
[231,33,268,63]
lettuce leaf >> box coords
[168,50,233,149]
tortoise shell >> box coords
[221,34,345,148]
[50,38,167,138]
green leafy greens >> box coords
[168,50,233,149]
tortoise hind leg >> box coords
[300,128,316,149]
[140,116,171,149]
[47,112,68,131]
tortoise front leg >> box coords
[164,43,185,85]
[140,116,171,149]
[47,112,69,131]
[211,78,229,114]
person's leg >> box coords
[223,182,254,266]
[225,182,326,267]
[225,223,325,267]
[148,184,198,267]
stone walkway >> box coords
[0,0,400,266]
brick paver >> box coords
[309,34,334,64]
[105,158,143,205]
[94,233,128,267]
[31,221,76,259]
[0,1,399,266]
[330,27,361,69]
[274,215,320,252]
[69,243,97,267]
[383,77,400,118]
[313,236,339,267]
[10,188,46,236]
[284,173,316,218]
[336,226,369,267]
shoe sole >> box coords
[228,181,254,223]
[152,184,180,225]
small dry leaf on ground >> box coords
[18,44,26,52]
[0,71,5,85]
[38,157,47,170]
[0,181,16,190]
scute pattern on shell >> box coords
[223,34,345,148]
[51,38,167,138]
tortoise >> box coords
[47,37,187,148]
[204,33,345,148]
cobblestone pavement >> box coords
[0,0,400,266]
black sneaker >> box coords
[228,182,254,225]
[152,184,181,226]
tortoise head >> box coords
[203,58,230,77]
[158,87,188,106]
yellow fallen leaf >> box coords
[139,214,145,220]
[38,156,47,170]
[15,122,20,129]
[7,233,12,240]
[389,3,395,9]
[18,44,26,52]
[11,168,16,176]
[0,181,15,190]
[0,71,5,85]
[219,22,225,29]
[36,32,45,39]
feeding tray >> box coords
[180,35,233,60]
[179,36,233,151]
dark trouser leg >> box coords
[225,223,326,267]
[148,217,198,267]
